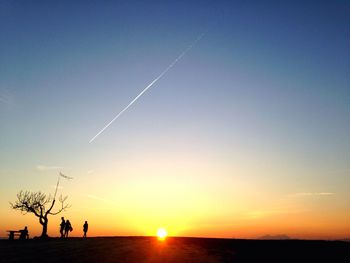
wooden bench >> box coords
[7,230,20,240]
[7,230,29,240]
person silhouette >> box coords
[83,221,88,238]
[64,220,72,238]
[19,226,29,240]
[60,217,66,238]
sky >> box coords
[0,0,349,239]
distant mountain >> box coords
[259,234,291,240]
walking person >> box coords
[83,221,88,238]
[60,217,66,238]
[64,220,72,238]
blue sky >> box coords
[1,1,350,238]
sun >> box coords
[156,228,167,240]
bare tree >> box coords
[10,190,69,238]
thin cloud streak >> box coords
[83,194,116,205]
[246,207,308,220]
[0,88,13,105]
[36,165,65,171]
[89,33,205,143]
[290,192,335,197]
[51,185,63,190]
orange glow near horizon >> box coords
[1,168,350,240]
[1,156,350,240]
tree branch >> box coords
[49,195,70,215]
[11,190,70,218]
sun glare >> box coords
[157,228,167,240]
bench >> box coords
[7,230,20,240]
[6,230,29,240]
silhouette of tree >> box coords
[10,190,69,238]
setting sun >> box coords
[157,228,168,240]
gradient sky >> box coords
[1,0,350,239]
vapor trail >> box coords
[89,33,205,143]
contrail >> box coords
[89,33,205,143]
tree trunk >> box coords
[40,217,49,238]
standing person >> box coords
[64,220,72,238]
[60,217,66,238]
[83,221,88,238]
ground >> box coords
[0,237,349,262]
